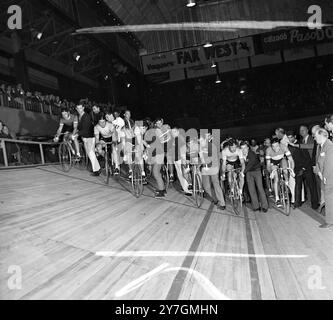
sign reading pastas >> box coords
[141,37,254,74]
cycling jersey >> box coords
[222,147,244,163]
[112,117,125,143]
[60,114,78,133]
[266,144,291,165]
[94,122,114,140]
[186,141,199,163]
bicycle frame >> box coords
[271,167,294,215]
[191,163,204,208]
[226,168,243,215]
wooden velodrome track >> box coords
[1,165,333,300]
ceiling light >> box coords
[211,61,216,68]
[127,83,131,88]
[31,28,43,40]
[203,42,213,48]
[73,52,81,62]
[186,0,196,8]
[215,75,221,84]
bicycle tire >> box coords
[132,164,143,198]
[232,178,241,215]
[282,182,291,216]
[104,148,110,185]
[59,143,72,172]
[194,173,204,208]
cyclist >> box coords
[104,111,120,175]
[183,136,200,191]
[94,113,114,168]
[266,138,295,208]
[123,110,135,180]
[221,138,246,198]
[54,107,80,159]
[132,120,150,182]
[155,118,174,182]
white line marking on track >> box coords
[115,264,230,300]
[115,263,170,298]
[96,251,308,259]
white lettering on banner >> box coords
[262,26,333,51]
[141,37,254,74]
[146,61,175,71]
[290,27,333,43]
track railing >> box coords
[0,138,59,169]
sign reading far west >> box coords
[141,36,254,75]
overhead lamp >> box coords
[186,0,196,8]
[203,42,213,48]
[211,61,216,68]
[127,83,131,88]
[240,89,245,94]
[215,75,221,84]
[31,28,43,40]
[73,52,81,62]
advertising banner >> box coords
[261,26,333,53]
[141,36,254,75]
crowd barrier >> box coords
[0,92,62,116]
[0,138,59,169]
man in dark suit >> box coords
[240,142,268,212]
[299,125,315,160]
[312,125,325,212]
[76,104,101,176]
[286,130,319,210]
[315,128,333,228]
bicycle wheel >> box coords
[194,173,204,208]
[144,163,152,180]
[132,164,143,198]
[281,181,291,216]
[104,148,110,185]
[77,144,88,170]
[232,180,241,215]
[161,165,170,191]
[59,143,72,172]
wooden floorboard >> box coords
[0,166,333,300]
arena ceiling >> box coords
[104,0,333,54]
